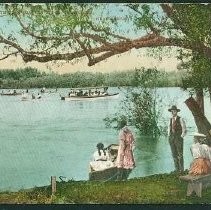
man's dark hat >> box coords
[168,105,180,112]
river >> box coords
[0,87,210,191]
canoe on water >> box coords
[1,92,22,96]
[60,86,119,101]
[61,93,119,101]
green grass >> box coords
[0,171,211,204]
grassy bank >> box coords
[0,171,211,204]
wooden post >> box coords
[51,176,56,195]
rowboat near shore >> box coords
[89,144,132,181]
[60,86,119,101]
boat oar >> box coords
[102,171,120,183]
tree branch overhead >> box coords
[0,3,210,66]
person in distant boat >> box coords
[83,91,88,96]
[77,90,83,96]
[116,118,135,180]
[88,89,91,96]
[189,132,211,175]
[94,90,98,96]
[37,93,41,99]
[104,87,108,92]
[13,89,16,94]
[101,87,108,96]
[89,143,114,172]
[101,89,108,96]
[68,91,75,97]
[21,90,28,100]
[26,89,29,93]
[41,87,45,93]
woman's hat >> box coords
[96,143,104,149]
[193,132,206,138]
[168,105,180,112]
[117,117,127,129]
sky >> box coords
[1,50,180,74]
[0,3,180,74]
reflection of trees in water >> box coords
[76,100,111,111]
[98,100,110,110]
[134,133,198,176]
[78,101,84,109]
[76,101,94,110]
[134,135,160,175]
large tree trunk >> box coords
[185,97,211,146]
[195,89,204,115]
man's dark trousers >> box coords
[169,133,184,172]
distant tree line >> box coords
[0,67,184,89]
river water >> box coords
[0,87,211,191]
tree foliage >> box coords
[104,68,165,138]
[181,53,211,91]
[0,3,211,67]
[0,67,44,80]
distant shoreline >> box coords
[0,67,185,89]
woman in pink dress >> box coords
[116,119,135,180]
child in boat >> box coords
[90,143,114,172]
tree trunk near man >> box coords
[185,97,211,146]
[195,89,204,115]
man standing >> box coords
[168,105,187,172]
